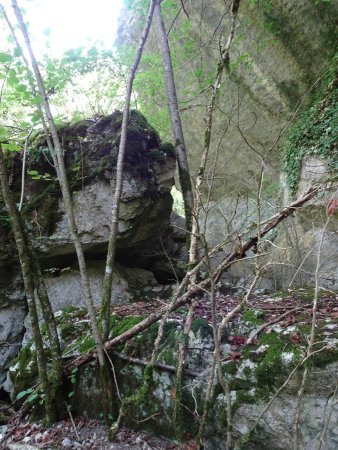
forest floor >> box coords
[0,418,188,449]
[1,287,337,450]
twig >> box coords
[104,347,122,401]
[246,303,313,345]
[65,402,80,441]
[112,351,199,377]
[137,411,162,424]
[19,124,34,211]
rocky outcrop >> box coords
[0,111,180,390]
[18,111,175,263]
[7,290,337,449]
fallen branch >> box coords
[64,186,320,374]
[112,351,199,377]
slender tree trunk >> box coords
[2,5,65,407]
[173,2,241,442]
[12,0,105,368]
[100,0,157,342]
[154,0,193,231]
[0,145,57,424]
[189,0,240,270]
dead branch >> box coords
[64,186,320,374]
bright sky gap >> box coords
[2,0,123,56]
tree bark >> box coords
[154,0,194,231]
[0,145,59,424]
[100,0,157,342]
[12,0,105,368]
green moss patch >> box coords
[191,318,213,339]
[242,308,265,326]
[9,343,38,401]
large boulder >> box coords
[0,111,178,392]
[19,110,176,263]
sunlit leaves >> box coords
[0,51,11,63]
[1,142,21,152]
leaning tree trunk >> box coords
[0,145,59,424]
[154,0,194,232]
[100,0,158,343]
[12,0,106,368]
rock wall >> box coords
[0,266,26,388]
[116,0,338,291]
[117,0,337,198]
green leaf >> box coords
[13,47,23,57]
[31,111,42,123]
[2,143,21,152]
[27,169,39,176]
[0,127,7,139]
[32,94,43,105]
[16,390,28,399]
[68,391,74,398]
[7,75,19,87]
[16,84,27,93]
[0,52,11,63]
[28,393,39,403]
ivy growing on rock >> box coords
[283,54,338,195]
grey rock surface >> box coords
[267,157,338,290]
[0,267,26,387]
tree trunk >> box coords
[100,0,157,342]
[12,0,105,368]
[0,145,59,424]
[154,0,194,232]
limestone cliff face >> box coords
[117,0,337,290]
[117,0,337,197]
